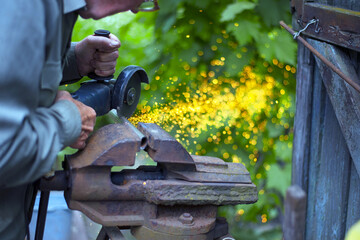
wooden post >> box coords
[283,185,307,240]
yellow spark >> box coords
[237,209,245,216]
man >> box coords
[0,0,159,239]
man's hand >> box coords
[55,91,96,149]
[75,33,120,77]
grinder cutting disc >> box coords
[112,66,149,118]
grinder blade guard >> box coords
[113,65,149,118]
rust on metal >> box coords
[131,215,230,240]
[131,205,220,240]
[143,180,257,206]
[167,155,252,183]
[67,173,256,207]
[39,171,68,191]
[66,177,256,227]
[144,205,217,235]
[67,122,145,168]
[67,176,257,204]
[66,200,150,226]
[179,213,194,225]
[137,122,196,168]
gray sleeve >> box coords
[0,1,81,188]
[62,42,83,83]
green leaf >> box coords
[220,2,257,22]
[256,0,291,27]
[256,29,297,65]
[227,19,260,45]
[274,139,292,162]
[183,0,212,8]
[156,13,177,33]
[266,163,291,196]
[158,0,181,13]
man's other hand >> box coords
[75,33,120,77]
[55,91,96,149]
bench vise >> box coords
[40,119,257,240]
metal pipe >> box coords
[39,171,68,191]
[35,191,50,240]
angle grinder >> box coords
[71,65,149,118]
[71,30,149,118]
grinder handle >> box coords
[87,29,114,80]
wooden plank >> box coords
[291,0,303,15]
[283,185,307,240]
[291,42,314,191]
[308,39,360,177]
[312,94,351,239]
[304,64,326,240]
[314,0,360,12]
[302,3,360,52]
[297,40,358,239]
[345,161,360,233]
[345,46,360,234]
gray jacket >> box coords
[0,0,86,239]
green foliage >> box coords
[67,1,297,239]
[220,2,257,22]
[266,163,292,196]
[256,29,297,65]
[257,0,291,27]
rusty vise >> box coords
[39,118,257,240]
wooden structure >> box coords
[289,0,360,239]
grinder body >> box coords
[71,80,113,116]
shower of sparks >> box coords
[129,64,294,163]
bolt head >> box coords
[179,213,194,225]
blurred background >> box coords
[61,0,297,239]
